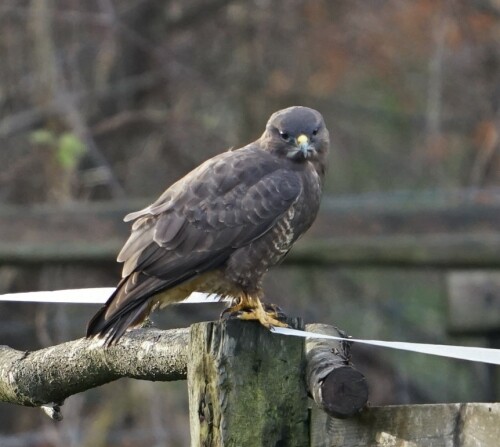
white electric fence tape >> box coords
[0,288,114,304]
[271,327,500,366]
[0,288,224,304]
[2,288,500,366]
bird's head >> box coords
[261,106,329,176]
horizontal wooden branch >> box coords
[3,189,500,267]
[1,320,371,425]
[290,234,500,268]
[0,327,189,416]
[4,234,500,268]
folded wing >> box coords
[86,147,302,343]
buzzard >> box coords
[87,106,329,345]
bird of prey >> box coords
[86,106,329,345]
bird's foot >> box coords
[261,302,287,320]
[140,316,155,328]
[237,305,289,328]
[221,300,288,328]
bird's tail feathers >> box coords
[86,285,152,346]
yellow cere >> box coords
[297,134,309,145]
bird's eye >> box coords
[279,131,290,142]
[312,128,319,136]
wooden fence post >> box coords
[310,403,500,446]
[188,318,309,447]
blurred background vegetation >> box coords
[1,0,499,446]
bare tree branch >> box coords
[0,71,163,138]
[0,328,189,415]
[1,319,372,427]
[163,0,234,32]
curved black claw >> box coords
[220,296,240,319]
[261,302,287,320]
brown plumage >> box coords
[86,106,329,344]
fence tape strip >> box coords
[0,288,113,304]
[0,288,225,304]
[2,288,500,365]
[271,327,500,366]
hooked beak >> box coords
[296,134,312,158]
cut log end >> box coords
[305,323,369,419]
[320,365,369,419]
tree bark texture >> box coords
[0,328,188,413]
[305,323,368,419]
[188,319,309,447]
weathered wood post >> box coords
[188,318,309,447]
[305,324,368,419]
[310,403,500,446]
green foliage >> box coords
[56,133,85,169]
[30,129,86,170]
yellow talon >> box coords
[237,302,288,328]
[221,294,288,328]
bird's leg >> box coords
[220,295,245,316]
[222,293,288,328]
